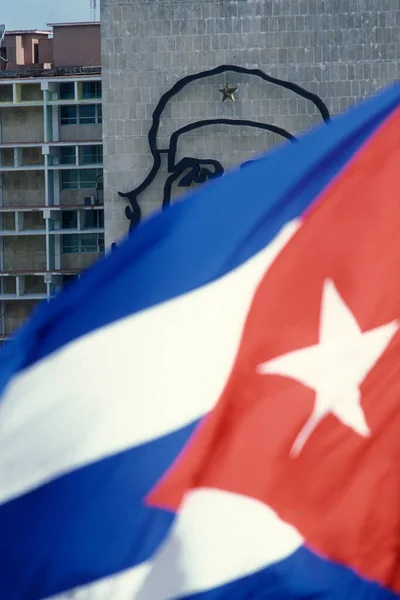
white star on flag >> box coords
[257,279,398,456]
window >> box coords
[81,145,103,165]
[79,104,96,124]
[59,82,75,100]
[82,81,102,99]
[60,104,102,126]
[62,274,77,288]
[60,170,79,190]
[81,233,104,253]
[84,209,104,229]
[60,168,102,190]
[80,169,101,189]
[33,43,39,64]
[62,233,104,254]
[61,211,78,229]
[62,234,79,253]
[78,104,102,124]
[60,106,77,125]
[60,147,76,165]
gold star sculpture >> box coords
[219,83,238,102]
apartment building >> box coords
[0,23,103,344]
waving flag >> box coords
[1,83,400,600]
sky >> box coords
[1,0,96,31]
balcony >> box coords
[0,207,104,240]
[0,82,44,107]
[0,273,47,300]
[0,210,46,236]
[0,270,81,301]
[0,146,45,171]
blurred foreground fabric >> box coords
[1,84,400,599]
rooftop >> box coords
[5,30,52,36]
[0,66,101,80]
[47,22,100,28]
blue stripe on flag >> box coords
[1,84,399,388]
[0,421,197,599]
[182,546,400,600]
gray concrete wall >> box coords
[3,236,46,270]
[2,171,45,206]
[59,124,103,143]
[3,300,38,336]
[0,149,14,166]
[24,276,47,294]
[60,253,100,270]
[0,86,13,103]
[20,84,42,102]
[21,147,44,167]
[101,0,400,247]
[23,211,45,230]
[1,107,44,143]
[60,189,103,206]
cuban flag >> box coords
[1,83,400,600]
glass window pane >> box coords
[59,83,75,100]
[60,147,76,165]
[97,104,102,123]
[60,106,77,125]
[81,233,98,253]
[83,209,104,229]
[78,105,96,124]
[62,234,80,254]
[96,170,103,189]
[84,210,96,229]
[82,81,101,99]
[60,170,79,190]
[81,233,104,253]
[61,211,78,229]
[62,274,76,287]
[81,145,103,165]
[82,146,94,164]
[79,169,97,189]
[99,233,105,253]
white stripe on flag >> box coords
[48,488,303,599]
[0,221,299,504]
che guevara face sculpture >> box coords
[118,65,330,232]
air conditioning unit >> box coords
[44,273,52,284]
[84,196,96,207]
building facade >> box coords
[101,0,400,247]
[0,24,103,343]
